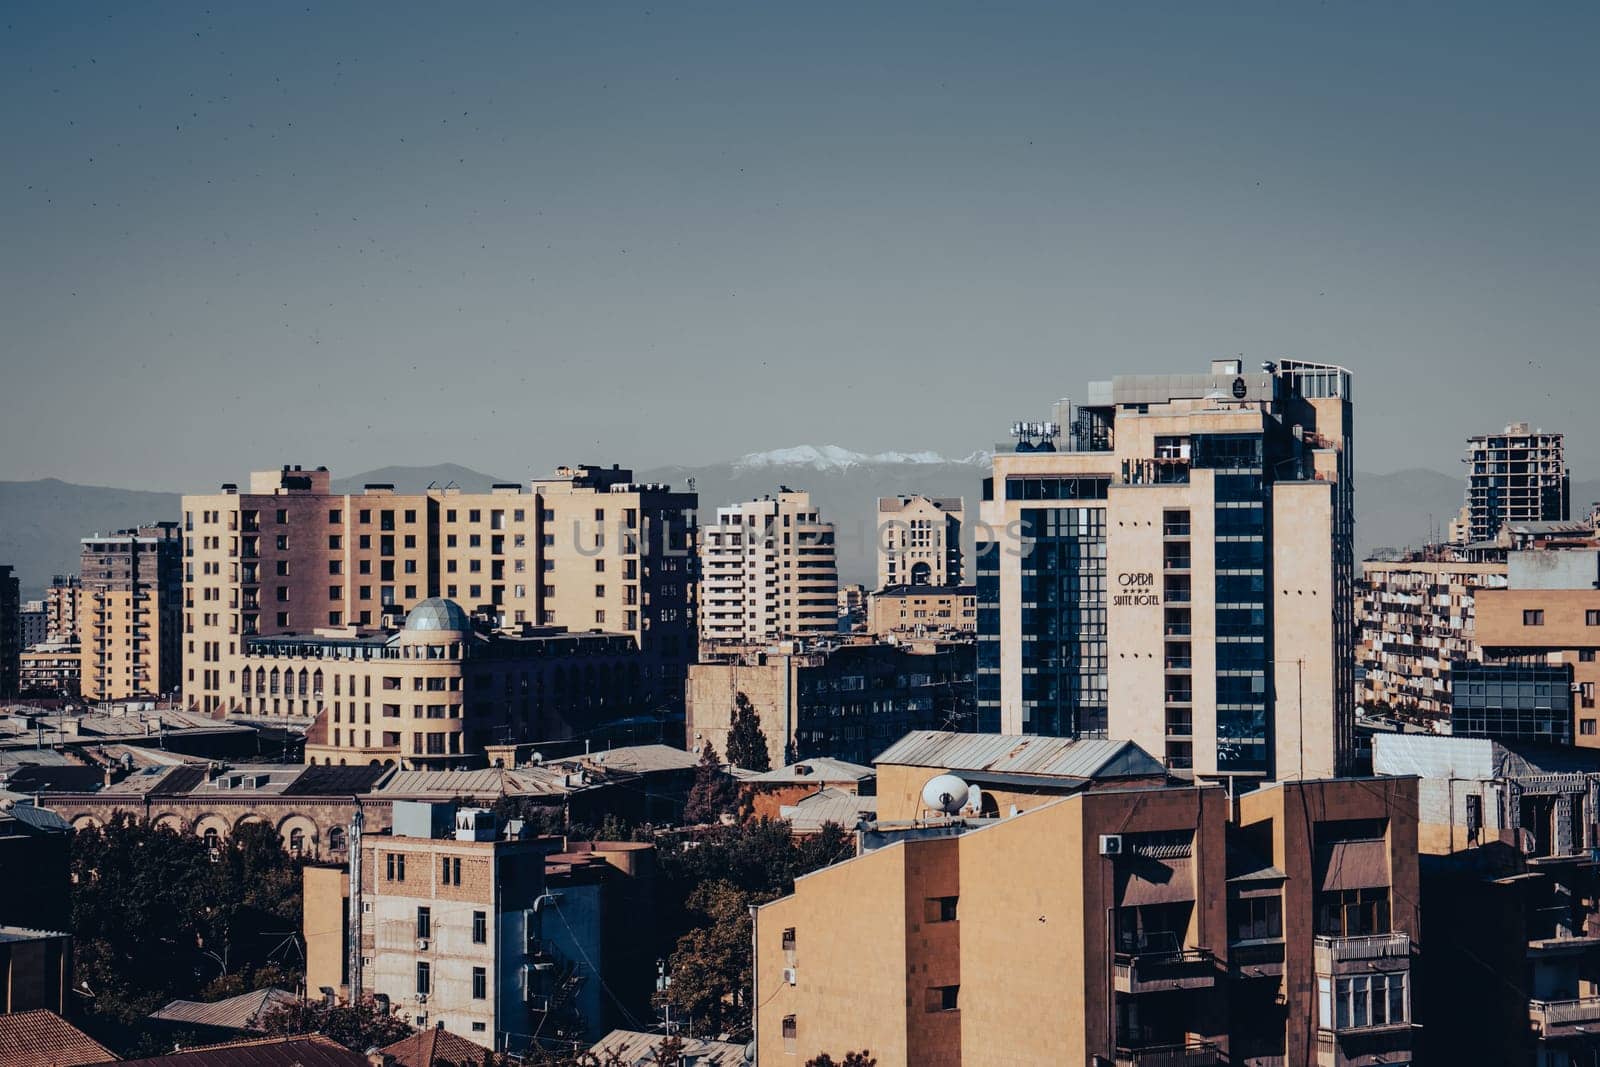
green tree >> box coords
[70,813,307,1027]
[662,881,764,1040]
[724,692,772,772]
[806,1054,878,1067]
[256,997,414,1052]
[682,741,739,825]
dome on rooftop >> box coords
[404,597,472,634]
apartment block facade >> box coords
[78,525,183,703]
[876,495,964,590]
[685,638,975,768]
[0,565,17,698]
[304,802,550,1051]
[755,767,1419,1066]
[254,598,645,767]
[44,576,80,644]
[866,585,976,637]
[1357,553,1508,716]
[699,491,838,646]
[977,358,1356,783]
[179,465,696,717]
[1456,548,1600,749]
[1455,423,1570,544]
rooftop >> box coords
[149,988,299,1032]
[1373,732,1600,781]
[113,1034,368,1067]
[748,757,875,784]
[875,730,1165,782]
[378,1027,493,1066]
[0,1009,116,1067]
[589,1029,750,1067]
[780,787,879,832]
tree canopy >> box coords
[682,741,739,825]
[724,692,772,772]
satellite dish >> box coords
[922,774,970,815]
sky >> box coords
[2,2,1597,491]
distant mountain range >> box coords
[5,453,1596,597]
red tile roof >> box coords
[378,1027,491,1066]
[112,1033,367,1067]
[0,1010,116,1067]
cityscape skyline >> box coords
[5,2,1599,489]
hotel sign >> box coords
[1113,572,1160,607]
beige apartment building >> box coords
[756,737,1418,1067]
[305,801,550,1050]
[1357,552,1508,716]
[877,495,964,590]
[79,524,183,703]
[247,598,644,767]
[866,585,976,637]
[699,491,838,646]
[977,358,1356,784]
[18,641,81,697]
[179,465,696,718]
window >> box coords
[473,911,487,944]
[1588,610,1600,626]
[416,906,431,938]
[1582,649,1597,663]
[416,961,431,996]
[595,559,605,572]
[329,509,342,524]
[441,857,462,885]
[1230,896,1283,942]
[782,1016,797,1055]
[925,896,959,923]
[386,853,406,882]
[1316,888,1389,937]
[1583,719,1597,736]
[926,984,960,1012]
[1323,973,1407,1031]
[1525,609,1546,626]
[473,967,487,1000]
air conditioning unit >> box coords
[782,967,798,986]
[1098,834,1124,857]
[415,938,430,950]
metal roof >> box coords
[0,802,71,835]
[148,988,297,1031]
[589,1029,749,1067]
[749,757,875,783]
[378,768,513,799]
[279,763,391,796]
[780,787,878,832]
[114,1034,368,1067]
[578,743,700,775]
[874,730,1164,781]
[1373,732,1600,781]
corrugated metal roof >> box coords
[780,787,878,832]
[749,757,875,783]
[1373,732,1600,781]
[378,768,511,798]
[0,802,72,834]
[148,988,297,1031]
[579,744,700,774]
[874,730,1163,780]
[589,1029,749,1067]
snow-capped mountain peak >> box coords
[732,445,986,472]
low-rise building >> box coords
[742,757,874,821]
[304,802,656,1049]
[0,927,72,1015]
[17,641,81,698]
[1456,547,1600,747]
[866,584,977,637]
[686,637,976,768]
[755,733,1420,1066]
[0,803,71,931]
[1374,732,1600,1065]
[240,597,645,768]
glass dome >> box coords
[403,597,472,633]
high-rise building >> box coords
[876,495,964,589]
[78,525,183,703]
[977,358,1355,783]
[179,465,697,718]
[1456,423,1569,543]
[44,576,81,644]
[698,491,837,646]
[0,565,19,698]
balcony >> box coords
[1115,1043,1222,1067]
[1314,932,1410,975]
[1114,949,1217,994]
[1530,997,1600,1042]
[1229,938,1285,978]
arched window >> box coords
[312,669,324,696]
[255,667,266,694]
[203,827,220,851]
[269,668,280,694]
[288,828,305,854]
[328,826,346,852]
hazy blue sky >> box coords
[3,2,1596,490]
